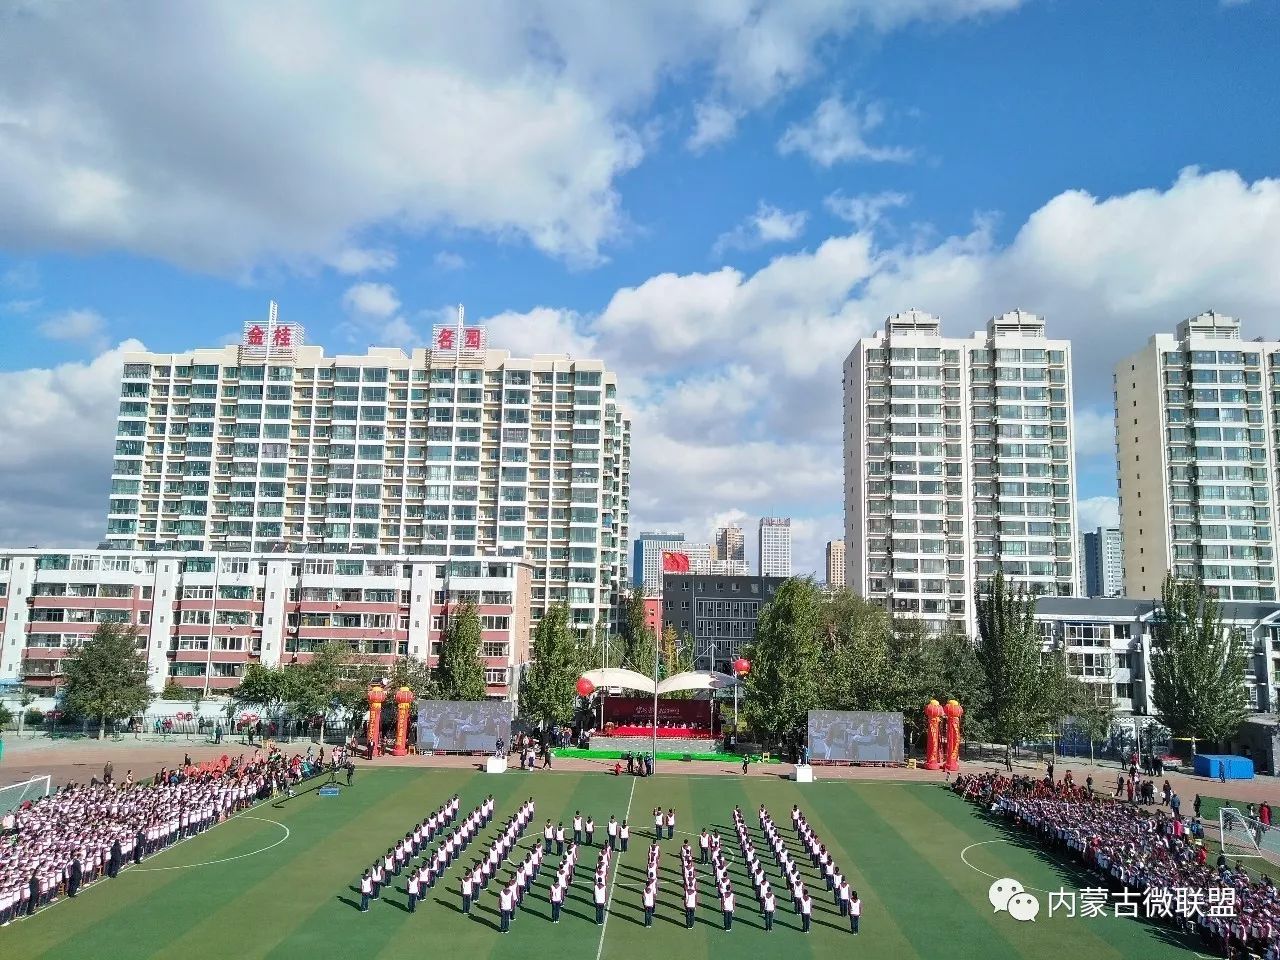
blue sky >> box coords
[1,0,1278,573]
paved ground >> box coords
[1,733,1276,807]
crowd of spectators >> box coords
[1,746,343,925]
[953,768,1280,958]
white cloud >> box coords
[778,95,914,166]
[434,251,467,271]
[824,189,910,229]
[1077,496,1120,533]
[342,282,401,319]
[38,307,107,347]
[712,202,808,257]
[0,3,1019,271]
[329,247,398,275]
[1073,406,1115,461]
[0,341,144,547]
[18,166,1279,581]
[686,101,741,152]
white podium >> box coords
[791,764,814,783]
[485,756,508,774]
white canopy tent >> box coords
[579,668,740,695]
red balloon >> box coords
[733,658,750,676]
[576,677,595,697]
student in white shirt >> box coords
[461,870,474,914]
[800,891,813,933]
[620,820,630,852]
[849,890,861,934]
[498,885,514,933]
[684,885,697,928]
[359,871,373,912]
[762,884,776,931]
[607,816,619,850]
[407,873,420,913]
[585,816,596,846]
[550,880,564,923]
[721,887,735,931]
[573,812,584,844]
[642,882,656,927]
[593,878,607,924]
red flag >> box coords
[662,551,690,573]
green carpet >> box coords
[551,747,776,763]
[3,769,1205,959]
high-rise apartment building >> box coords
[825,539,846,589]
[1081,527,1124,597]
[713,525,744,564]
[104,309,631,636]
[759,517,792,578]
[843,309,1079,635]
[632,531,685,594]
[1114,311,1279,601]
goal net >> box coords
[1218,806,1280,861]
[0,775,52,815]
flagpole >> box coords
[651,618,658,774]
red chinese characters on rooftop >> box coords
[432,325,486,354]
[245,324,266,347]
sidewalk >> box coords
[3,736,1274,807]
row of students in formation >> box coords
[452,797,539,922]
[359,794,486,911]
[785,804,861,933]
[545,816,631,853]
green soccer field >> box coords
[5,767,1204,960]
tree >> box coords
[742,578,824,738]
[233,663,298,720]
[518,603,580,729]
[436,601,487,701]
[160,680,189,701]
[1150,575,1252,747]
[932,625,990,743]
[659,625,697,698]
[973,572,1064,762]
[819,590,894,712]
[60,622,153,739]
[619,589,653,673]
[1067,679,1116,766]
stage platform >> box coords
[586,735,721,755]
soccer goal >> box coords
[1218,806,1280,861]
[0,774,52,814]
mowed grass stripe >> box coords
[254,767,530,960]
[807,783,1031,960]
[604,773,714,960]
[907,786,1195,960]
[6,805,304,960]
[483,772,636,960]
[684,774,821,960]
[773,782,920,958]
